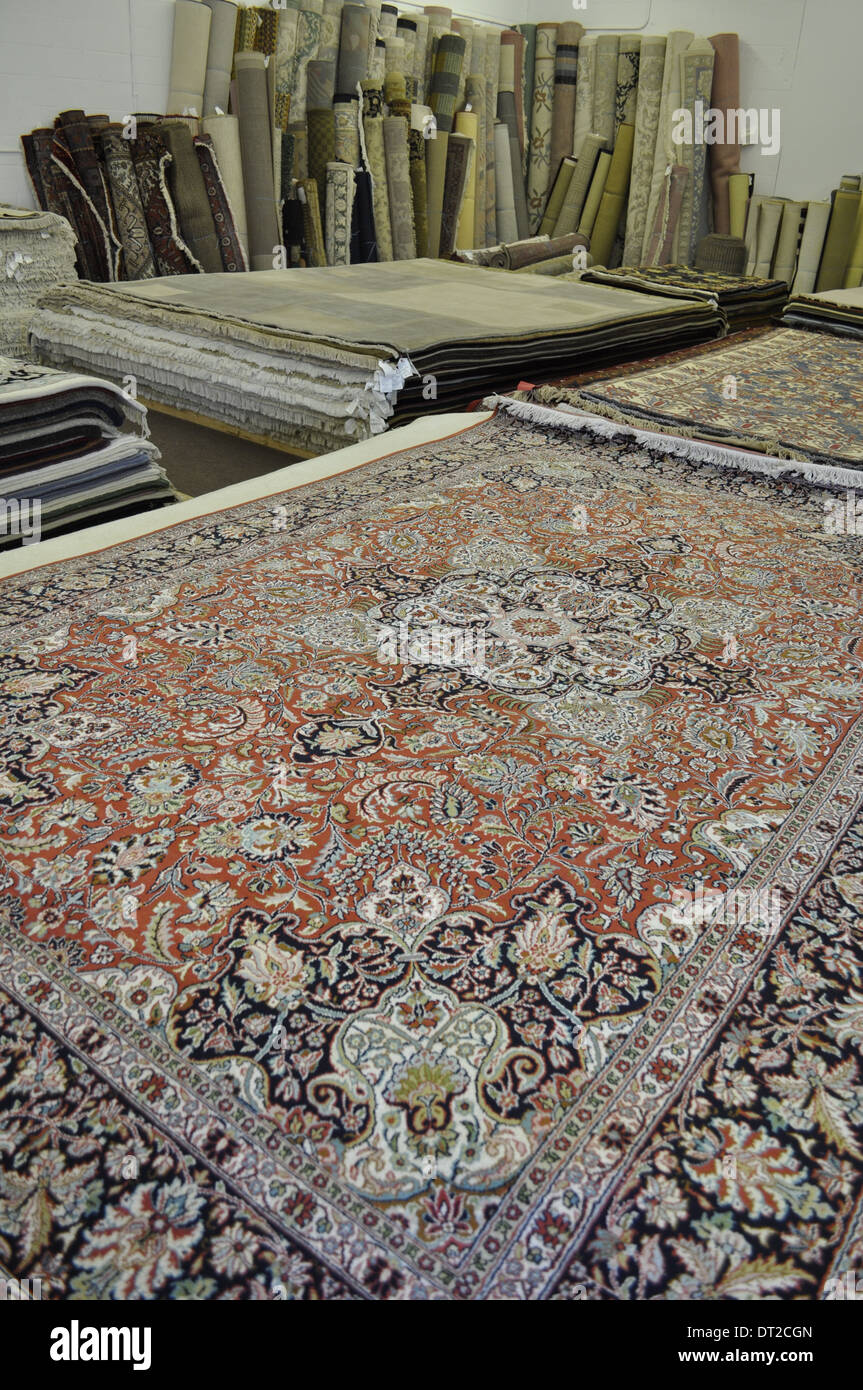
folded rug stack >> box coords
[0,357,178,548]
[781,286,863,339]
[30,258,725,454]
[580,263,789,327]
[0,206,78,358]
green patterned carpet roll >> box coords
[384,113,416,260]
[334,99,360,167]
[361,81,394,261]
[408,115,430,258]
[590,123,634,267]
[553,131,603,237]
[429,32,466,134]
[622,34,666,265]
[526,22,557,233]
[325,160,355,265]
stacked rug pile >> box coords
[0,357,178,547]
[20,7,746,277]
[578,263,789,327]
[494,325,863,479]
[30,258,725,454]
[781,285,863,338]
[0,206,78,358]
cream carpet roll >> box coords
[384,114,416,260]
[334,100,361,166]
[728,172,750,239]
[202,113,248,257]
[773,201,805,285]
[235,51,279,271]
[413,15,430,104]
[590,123,634,267]
[202,0,237,115]
[591,34,619,151]
[454,109,479,251]
[792,201,831,295]
[843,202,863,289]
[753,198,783,279]
[571,32,596,158]
[168,0,212,116]
[553,131,603,237]
[578,150,612,238]
[494,121,518,244]
[483,27,501,246]
[641,30,693,263]
[817,178,862,291]
[275,6,301,93]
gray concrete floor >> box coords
[146,411,306,498]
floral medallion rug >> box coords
[1,410,862,1300]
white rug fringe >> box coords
[484,394,863,493]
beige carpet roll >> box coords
[571,32,596,158]
[384,114,416,260]
[168,0,212,116]
[425,129,449,257]
[753,198,783,279]
[773,201,805,285]
[202,113,248,256]
[708,33,742,236]
[843,202,863,289]
[553,131,603,236]
[578,150,612,238]
[202,0,237,115]
[792,201,831,294]
[539,157,575,236]
[728,172,750,239]
[589,123,634,266]
[494,120,518,244]
[817,179,862,291]
[454,109,479,250]
[235,51,279,270]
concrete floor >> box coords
[146,410,306,498]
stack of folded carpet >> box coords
[30,258,726,455]
[21,109,248,283]
[0,357,178,548]
[781,286,863,339]
[0,206,78,358]
[579,263,789,327]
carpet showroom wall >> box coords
[0,0,860,210]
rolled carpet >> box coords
[622,34,666,265]
[641,30,693,264]
[193,133,248,272]
[98,126,156,280]
[772,201,805,286]
[728,172,750,239]
[614,35,641,133]
[299,177,326,267]
[644,164,689,267]
[454,109,479,252]
[439,131,473,259]
[201,0,237,115]
[589,123,634,267]
[526,22,557,233]
[578,150,612,239]
[553,131,604,237]
[325,161,356,265]
[572,32,596,158]
[539,156,575,237]
[334,100,361,167]
[409,111,430,258]
[362,82,394,262]
[337,4,372,97]
[482,27,500,246]
[160,120,223,272]
[592,35,619,150]
[383,114,416,261]
[132,128,198,276]
[167,0,211,116]
[494,121,518,244]
[490,231,588,270]
[234,51,279,271]
[550,22,582,172]
[707,33,742,236]
[816,178,862,291]
[843,203,863,289]
[308,107,336,218]
[673,38,715,265]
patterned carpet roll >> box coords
[408,116,430,258]
[334,99,361,167]
[361,82,394,261]
[352,168,378,261]
[201,0,237,116]
[396,18,418,100]
[274,5,301,93]
[482,27,500,247]
[465,74,487,249]
[622,34,666,266]
[549,22,582,174]
[378,3,398,42]
[193,133,248,271]
[234,51,279,270]
[578,149,612,238]
[490,231,587,269]
[572,32,596,158]
[497,90,529,240]
[642,30,693,264]
[674,39,715,265]
[517,22,536,167]
[644,163,688,266]
[167,0,211,116]
[54,110,121,281]
[423,7,453,102]
[500,29,526,161]
[695,233,747,276]
[299,176,326,267]
[337,4,372,96]
[526,23,557,234]
[287,121,309,182]
[412,15,430,104]
[132,129,197,276]
[292,9,324,125]
[539,156,575,236]
[325,161,355,265]
[614,34,641,133]
[160,120,223,272]
[384,114,416,260]
[452,19,473,106]
[308,107,336,219]
[439,131,473,259]
[98,126,156,280]
[592,34,620,151]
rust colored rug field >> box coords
[1,411,862,1300]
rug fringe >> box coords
[484,394,863,493]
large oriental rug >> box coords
[525,327,863,476]
[0,409,862,1301]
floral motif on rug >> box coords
[1,413,862,1299]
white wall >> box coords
[531,0,863,201]
[1,0,860,208]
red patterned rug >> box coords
[1,411,862,1300]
